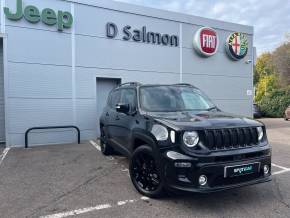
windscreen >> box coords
[140,86,215,112]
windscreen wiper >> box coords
[206,106,218,111]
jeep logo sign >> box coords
[193,27,219,57]
[4,0,73,31]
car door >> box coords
[105,89,121,142]
[113,88,137,152]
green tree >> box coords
[255,74,278,102]
[254,35,290,117]
[254,52,275,85]
[255,52,275,75]
[272,42,290,87]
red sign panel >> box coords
[200,29,218,54]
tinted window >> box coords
[120,89,137,109]
[109,90,121,108]
[140,86,215,112]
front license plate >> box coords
[224,162,260,178]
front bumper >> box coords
[161,145,272,193]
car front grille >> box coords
[201,127,259,151]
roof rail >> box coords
[174,83,193,86]
[118,82,142,88]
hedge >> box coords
[258,87,290,118]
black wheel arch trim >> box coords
[131,129,162,163]
[132,129,158,150]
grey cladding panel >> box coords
[75,35,179,73]
[182,49,253,78]
[6,26,71,66]
[8,98,73,133]
[75,99,98,131]
[8,63,72,98]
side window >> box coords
[109,90,121,108]
[107,93,112,107]
[120,89,137,110]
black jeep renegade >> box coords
[99,83,271,198]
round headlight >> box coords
[183,131,199,147]
[151,124,168,141]
[257,127,264,141]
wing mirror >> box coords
[116,103,130,114]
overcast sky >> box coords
[116,0,290,56]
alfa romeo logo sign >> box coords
[225,32,248,60]
[193,27,219,57]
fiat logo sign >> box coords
[193,27,219,57]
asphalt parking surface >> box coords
[0,118,290,218]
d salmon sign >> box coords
[225,32,248,60]
[193,27,219,57]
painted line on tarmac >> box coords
[272,169,290,176]
[89,140,101,151]
[272,163,289,171]
[0,148,10,167]
[272,163,290,176]
[40,204,112,218]
[40,196,150,218]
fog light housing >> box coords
[174,162,192,168]
[199,175,207,186]
[263,165,270,175]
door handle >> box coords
[116,115,120,120]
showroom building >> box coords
[0,0,254,147]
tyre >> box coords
[100,127,114,155]
[129,145,165,198]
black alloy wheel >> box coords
[129,145,165,198]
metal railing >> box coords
[25,126,80,148]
